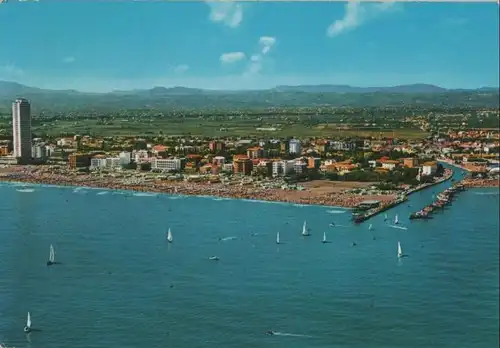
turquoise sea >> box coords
[0,169,498,348]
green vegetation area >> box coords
[14,118,426,139]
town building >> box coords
[289,139,301,155]
[422,161,438,176]
[151,158,184,171]
[12,98,32,163]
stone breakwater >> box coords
[462,178,500,188]
[0,168,397,208]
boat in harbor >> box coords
[409,211,433,220]
[394,214,399,225]
[276,232,280,244]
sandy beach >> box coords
[0,166,398,208]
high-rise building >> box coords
[12,98,32,162]
[289,139,301,155]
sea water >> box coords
[0,172,498,348]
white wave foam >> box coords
[219,236,237,241]
[16,188,34,193]
[273,332,314,338]
[132,192,158,197]
[389,225,408,231]
[327,210,346,214]
[96,191,109,195]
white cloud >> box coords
[63,56,76,64]
[173,64,189,74]
[259,36,276,55]
[205,1,243,28]
[245,36,277,76]
[220,52,246,64]
[326,0,396,38]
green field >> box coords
[24,118,428,139]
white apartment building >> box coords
[119,151,131,165]
[272,160,295,177]
[289,139,301,155]
[31,144,46,159]
[90,157,121,170]
[133,150,149,163]
[12,98,32,161]
[151,158,182,171]
[422,162,437,176]
[106,157,121,169]
[90,158,107,169]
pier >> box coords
[409,183,466,220]
[351,168,454,224]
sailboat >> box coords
[166,228,173,243]
[368,224,373,231]
[302,220,310,236]
[23,312,31,333]
[384,213,388,221]
[321,231,330,244]
[397,241,403,258]
[276,232,280,244]
[394,214,399,225]
[47,244,55,266]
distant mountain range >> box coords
[0,80,498,112]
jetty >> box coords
[409,183,466,220]
[351,168,454,224]
[352,195,408,223]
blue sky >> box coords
[0,0,498,92]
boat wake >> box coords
[219,236,237,241]
[96,191,108,195]
[272,331,315,338]
[326,210,346,214]
[474,192,499,196]
[389,225,408,230]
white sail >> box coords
[26,312,31,328]
[276,232,280,244]
[368,224,373,230]
[49,244,55,263]
[302,220,309,236]
[394,215,399,224]
[323,232,327,242]
[167,228,173,243]
[397,241,403,258]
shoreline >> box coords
[1,179,352,210]
[0,171,382,208]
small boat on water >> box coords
[301,220,310,236]
[166,228,173,243]
[276,232,280,244]
[394,215,399,225]
[208,256,219,261]
[24,312,31,333]
[368,224,373,231]
[321,231,330,244]
[47,244,56,266]
[397,242,403,258]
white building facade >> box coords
[289,139,301,155]
[151,158,182,171]
[12,98,32,161]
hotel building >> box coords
[12,98,32,162]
